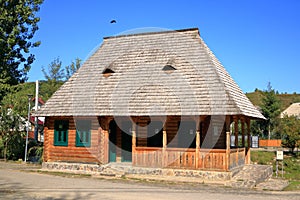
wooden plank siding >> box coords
[43,117,102,163]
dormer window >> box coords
[163,58,177,74]
[162,65,176,74]
[102,68,115,77]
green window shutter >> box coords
[75,120,91,147]
[54,120,69,146]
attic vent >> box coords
[162,65,176,73]
[102,68,115,77]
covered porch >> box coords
[101,115,252,171]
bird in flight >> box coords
[110,20,116,23]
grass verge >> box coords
[251,150,300,191]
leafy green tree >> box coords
[0,106,25,160]
[65,58,82,80]
[251,83,281,139]
[279,115,300,153]
[1,83,35,117]
[0,0,43,100]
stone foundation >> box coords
[42,162,104,174]
[42,162,232,181]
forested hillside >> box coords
[246,90,300,111]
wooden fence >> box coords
[259,139,282,147]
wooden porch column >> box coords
[132,122,136,165]
[234,117,239,147]
[245,118,251,164]
[98,116,110,164]
[162,119,167,168]
[225,116,231,171]
[241,118,245,147]
[195,117,201,169]
[103,129,109,164]
[233,116,239,166]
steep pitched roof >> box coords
[37,28,264,119]
[281,102,300,118]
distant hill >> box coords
[246,90,300,111]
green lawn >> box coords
[251,150,300,191]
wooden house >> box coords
[37,28,264,171]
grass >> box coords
[251,151,275,165]
[251,150,300,191]
[284,181,300,191]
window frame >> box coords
[75,120,91,147]
[54,120,69,146]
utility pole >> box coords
[24,94,33,163]
[34,80,39,141]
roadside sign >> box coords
[251,136,259,148]
[276,151,283,160]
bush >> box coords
[28,142,43,163]
[6,132,25,160]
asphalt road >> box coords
[0,162,299,200]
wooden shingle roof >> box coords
[37,28,264,119]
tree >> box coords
[261,83,281,139]
[0,0,43,100]
[251,83,281,139]
[280,115,300,153]
[65,58,82,80]
[0,106,26,160]
[42,57,65,82]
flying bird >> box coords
[110,20,116,24]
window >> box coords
[147,121,163,147]
[162,65,176,71]
[76,120,91,147]
[102,68,115,77]
[54,120,69,146]
[178,121,196,148]
[162,65,176,74]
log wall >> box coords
[43,117,102,163]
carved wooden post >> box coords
[162,117,168,168]
[246,118,251,164]
[241,118,245,148]
[225,116,231,171]
[132,122,136,165]
[233,116,239,166]
[195,117,201,169]
[104,129,109,164]
[234,117,239,147]
[101,117,110,164]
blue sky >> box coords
[28,0,300,93]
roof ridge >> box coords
[103,27,199,40]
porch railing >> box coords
[133,147,246,171]
[229,148,245,169]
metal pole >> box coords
[24,95,32,163]
[34,80,39,141]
